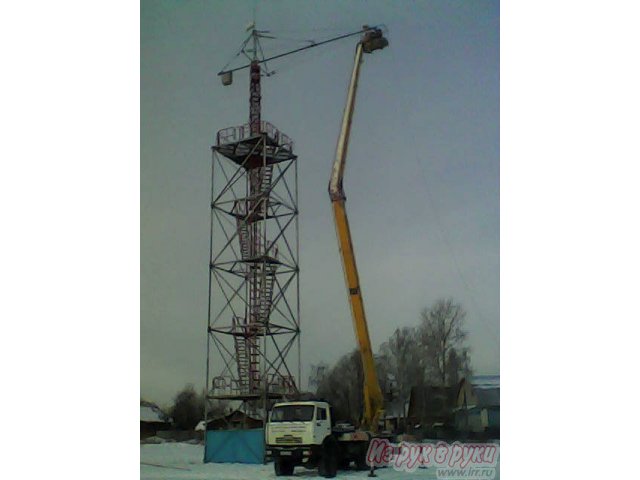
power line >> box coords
[412,156,499,339]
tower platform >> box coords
[214,121,296,168]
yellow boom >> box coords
[328,28,388,433]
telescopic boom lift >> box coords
[328,28,388,433]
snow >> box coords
[141,443,500,479]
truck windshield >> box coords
[270,405,315,422]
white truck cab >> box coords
[266,401,331,447]
[266,401,370,478]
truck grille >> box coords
[275,436,302,444]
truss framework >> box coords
[206,122,300,421]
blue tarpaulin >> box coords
[204,429,264,464]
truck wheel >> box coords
[319,441,337,478]
[274,458,294,476]
[355,451,368,471]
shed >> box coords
[140,401,172,439]
[206,409,263,430]
[454,376,500,437]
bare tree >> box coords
[379,327,423,419]
[205,393,229,420]
[317,350,362,425]
[445,348,471,386]
[313,298,471,427]
[170,384,203,430]
[419,298,471,386]
[308,362,329,393]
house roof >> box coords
[208,408,262,423]
[140,402,171,423]
[456,376,500,409]
[470,375,500,389]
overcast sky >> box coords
[141,0,499,406]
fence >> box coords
[204,428,264,464]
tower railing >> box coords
[210,373,297,397]
[216,121,294,151]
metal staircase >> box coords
[232,317,250,391]
[235,165,273,261]
[260,165,273,196]
[255,263,277,322]
[233,263,278,394]
[232,164,278,394]
[237,221,251,260]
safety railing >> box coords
[269,374,296,395]
[216,121,294,151]
[210,374,296,397]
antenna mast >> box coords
[249,27,261,135]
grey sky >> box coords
[141,0,499,406]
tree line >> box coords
[151,298,471,430]
[312,298,472,426]
[142,386,228,430]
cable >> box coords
[218,26,383,75]
[412,156,499,339]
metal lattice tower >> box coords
[206,29,300,422]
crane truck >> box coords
[265,26,389,478]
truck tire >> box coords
[274,457,294,476]
[319,440,337,478]
[355,451,368,471]
[353,440,371,470]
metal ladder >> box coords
[232,317,250,391]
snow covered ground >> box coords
[141,443,500,480]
